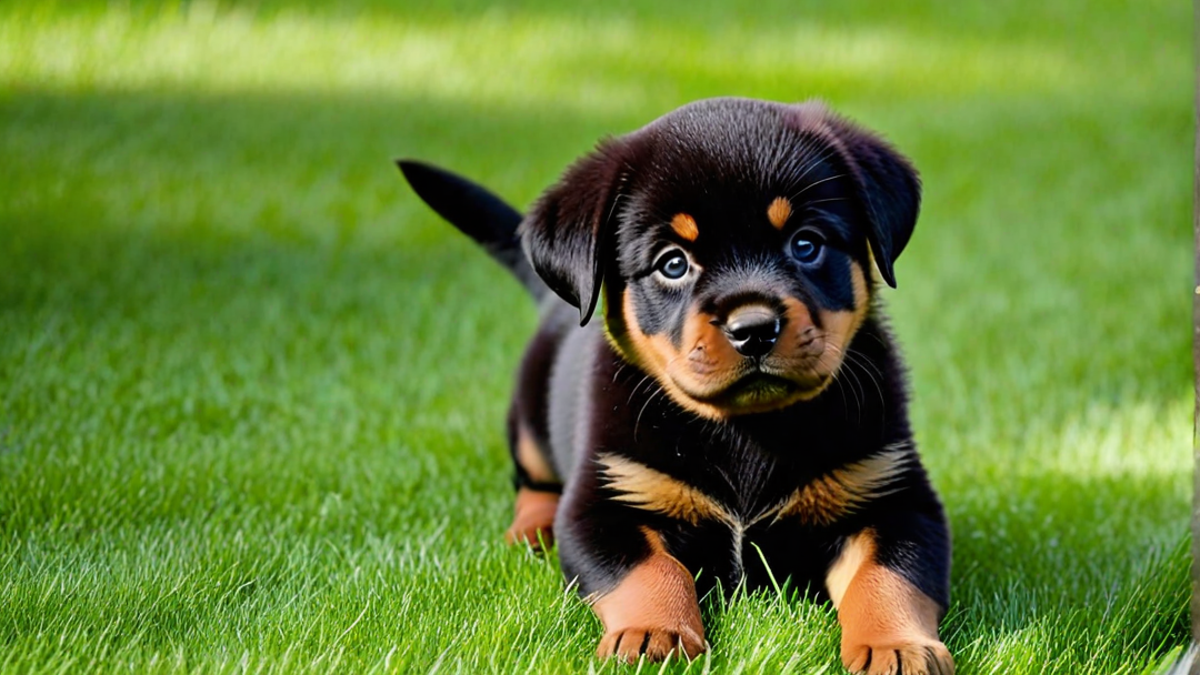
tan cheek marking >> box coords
[814,260,871,370]
[620,291,661,371]
[681,309,742,383]
[504,487,558,550]
[767,197,793,229]
[774,446,911,526]
[619,292,731,420]
[621,292,679,382]
[591,527,707,662]
[850,260,870,320]
[597,453,735,526]
[787,296,815,326]
[777,296,817,351]
[516,423,558,485]
[763,298,831,403]
[671,213,699,241]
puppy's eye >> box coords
[789,232,825,265]
[655,251,690,280]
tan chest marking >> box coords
[597,453,734,526]
[597,445,911,528]
[773,446,912,526]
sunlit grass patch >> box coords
[0,1,1181,112]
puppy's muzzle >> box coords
[720,305,782,358]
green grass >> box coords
[0,1,1191,673]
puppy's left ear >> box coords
[520,139,629,325]
[826,116,921,288]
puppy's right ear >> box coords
[520,141,628,326]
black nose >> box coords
[722,306,782,357]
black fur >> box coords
[398,97,950,667]
[397,159,547,298]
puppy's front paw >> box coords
[597,626,706,663]
[841,637,953,675]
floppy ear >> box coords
[824,116,921,288]
[520,140,628,325]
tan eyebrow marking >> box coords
[671,213,699,241]
[767,197,792,229]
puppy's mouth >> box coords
[678,365,832,414]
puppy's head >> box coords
[520,99,919,419]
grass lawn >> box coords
[0,1,1191,673]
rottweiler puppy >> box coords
[399,98,952,675]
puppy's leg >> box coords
[558,491,706,662]
[505,487,558,549]
[591,527,705,662]
[504,413,560,550]
[826,513,953,675]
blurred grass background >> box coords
[0,1,1191,673]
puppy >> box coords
[399,98,952,675]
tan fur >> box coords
[777,259,872,401]
[768,296,830,399]
[515,423,558,484]
[615,292,733,419]
[813,260,871,366]
[670,213,699,241]
[616,291,803,418]
[828,530,954,675]
[592,527,706,662]
[612,263,872,419]
[774,445,911,526]
[599,447,908,530]
[767,196,792,229]
[825,530,874,607]
[597,454,734,526]
[505,487,558,551]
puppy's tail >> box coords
[397,160,548,300]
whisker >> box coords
[826,343,865,421]
[633,385,669,441]
[786,149,839,193]
[841,353,867,422]
[830,361,851,417]
[841,348,887,425]
[801,197,850,207]
[626,372,657,405]
[842,343,887,385]
[790,173,850,200]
